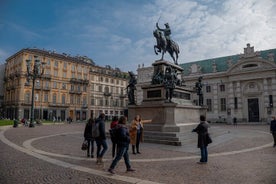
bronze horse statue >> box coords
[153,29,180,65]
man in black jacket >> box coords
[95,113,108,164]
[270,116,276,147]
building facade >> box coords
[137,44,276,123]
[3,48,128,121]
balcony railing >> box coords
[104,92,112,96]
[70,78,89,85]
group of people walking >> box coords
[83,113,151,174]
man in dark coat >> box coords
[270,116,276,147]
[192,115,211,164]
[95,113,108,164]
[84,118,95,157]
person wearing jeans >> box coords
[192,115,210,164]
[95,113,108,164]
[108,116,135,174]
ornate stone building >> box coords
[137,44,276,123]
[3,48,128,121]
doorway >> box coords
[248,98,259,122]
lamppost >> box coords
[26,56,45,127]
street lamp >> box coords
[26,56,46,127]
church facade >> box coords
[137,44,276,123]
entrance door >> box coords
[248,98,259,122]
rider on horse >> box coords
[156,22,172,47]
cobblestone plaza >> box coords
[0,123,275,184]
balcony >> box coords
[42,74,51,80]
[104,92,112,96]
[42,86,51,91]
[48,102,70,108]
[70,78,89,85]
[69,90,82,95]
[120,94,127,98]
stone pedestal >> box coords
[129,60,206,146]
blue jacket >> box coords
[115,124,130,147]
[96,117,106,140]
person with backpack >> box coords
[95,113,108,164]
[84,118,95,158]
[108,116,135,174]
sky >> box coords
[0,0,276,72]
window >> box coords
[206,99,212,111]
[91,98,95,105]
[83,85,87,92]
[45,81,49,89]
[234,97,238,109]
[77,96,81,104]
[105,99,109,106]
[220,98,226,111]
[77,66,82,72]
[63,62,67,69]
[269,95,273,107]
[83,96,87,106]
[220,84,225,92]
[53,82,57,89]
[105,78,109,83]
[47,59,51,66]
[54,70,58,77]
[63,71,66,78]
[104,86,109,93]
[99,85,102,92]
[44,93,48,102]
[77,85,81,92]
[54,60,58,67]
[71,85,74,91]
[206,85,211,93]
[71,65,75,72]
[99,98,103,106]
[62,94,66,104]
[70,95,74,104]
[62,83,66,90]
[53,94,57,104]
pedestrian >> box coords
[192,115,211,164]
[95,113,108,164]
[108,116,135,174]
[129,115,152,154]
[110,116,119,158]
[270,116,276,147]
[233,117,237,126]
[84,118,95,158]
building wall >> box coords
[136,44,276,123]
[3,48,128,121]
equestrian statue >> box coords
[153,22,180,65]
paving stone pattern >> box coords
[0,123,275,184]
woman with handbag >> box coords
[192,115,211,164]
